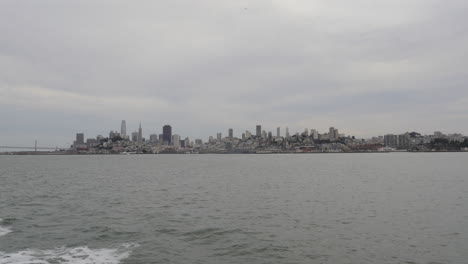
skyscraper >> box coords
[277,127,280,137]
[228,128,233,139]
[121,120,127,138]
[138,123,143,144]
[329,127,336,141]
[172,134,181,148]
[256,125,261,137]
[162,125,172,144]
[285,127,290,138]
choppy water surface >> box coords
[0,153,467,264]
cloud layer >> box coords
[1,0,468,146]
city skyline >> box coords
[1,1,468,147]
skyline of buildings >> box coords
[70,120,468,154]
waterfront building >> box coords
[256,125,262,137]
[398,134,410,149]
[311,129,319,140]
[384,134,398,148]
[228,128,233,139]
[76,133,84,144]
[73,133,87,150]
[195,139,203,146]
[121,120,127,138]
[163,125,172,144]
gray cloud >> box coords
[1,0,468,147]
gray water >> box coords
[0,153,467,264]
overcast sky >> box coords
[1,0,468,147]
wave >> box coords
[0,243,138,264]
[0,219,12,237]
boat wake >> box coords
[0,219,12,237]
[0,243,138,264]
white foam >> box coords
[0,219,12,237]
[0,226,12,237]
[0,243,138,264]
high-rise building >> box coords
[262,130,267,139]
[162,125,172,144]
[277,127,280,137]
[138,123,143,144]
[121,120,127,138]
[384,134,398,148]
[132,131,138,142]
[285,127,290,138]
[149,134,158,143]
[217,132,222,142]
[256,125,262,137]
[329,127,336,141]
[268,131,272,140]
[172,134,181,148]
[228,128,233,139]
[76,133,84,144]
[398,134,410,149]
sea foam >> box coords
[0,243,138,264]
[0,219,12,237]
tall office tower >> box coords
[137,123,143,144]
[132,131,138,142]
[268,131,272,140]
[195,139,203,146]
[121,120,127,138]
[184,137,190,148]
[256,125,262,137]
[228,128,233,139]
[334,128,339,139]
[217,132,222,142]
[277,127,280,137]
[242,133,246,140]
[162,125,172,144]
[303,128,309,136]
[209,136,214,142]
[329,127,336,141]
[285,127,290,138]
[172,134,181,148]
[245,130,251,139]
[159,134,163,142]
[262,130,267,139]
[76,133,84,144]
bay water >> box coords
[0,153,467,263]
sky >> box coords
[1,0,468,148]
